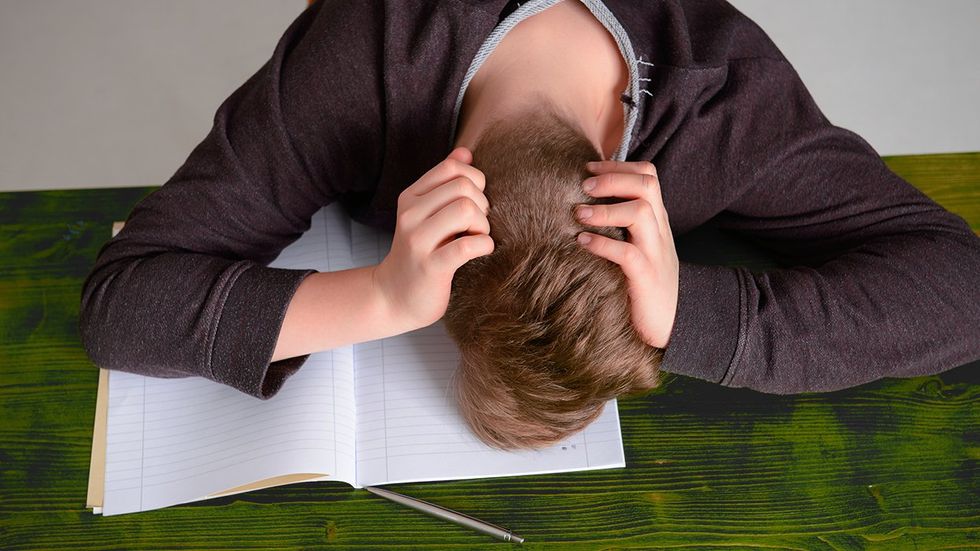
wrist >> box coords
[368,264,421,337]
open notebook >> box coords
[87,202,625,516]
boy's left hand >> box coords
[574,160,679,349]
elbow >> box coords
[78,260,147,374]
[78,258,193,380]
[78,264,118,371]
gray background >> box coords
[1,0,977,192]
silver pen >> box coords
[364,486,525,543]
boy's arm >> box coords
[658,57,980,393]
[271,267,420,363]
[79,1,385,398]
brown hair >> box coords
[444,101,664,450]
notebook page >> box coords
[349,221,625,488]
[102,205,357,515]
[265,203,357,480]
[266,204,356,479]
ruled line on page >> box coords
[136,448,341,489]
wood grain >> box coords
[1,152,978,549]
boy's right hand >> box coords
[372,146,494,330]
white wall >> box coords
[1,0,978,192]
[0,0,301,192]
[729,0,980,157]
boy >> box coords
[80,0,980,449]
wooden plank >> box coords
[883,151,980,234]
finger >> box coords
[576,232,649,282]
[404,176,489,228]
[583,172,671,238]
[585,159,657,177]
[584,172,659,200]
[416,196,490,252]
[430,233,495,274]
[575,199,658,252]
[448,146,472,165]
[405,150,486,197]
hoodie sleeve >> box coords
[658,56,980,393]
[79,0,384,398]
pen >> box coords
[364,486,525,543]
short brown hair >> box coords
[444,102,664,450]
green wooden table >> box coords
[2,152,978,549]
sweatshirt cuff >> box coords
[659,261,744,385]
[209,264,318,399]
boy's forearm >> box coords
[270,266,415,363]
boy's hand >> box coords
[372,146,494,329]
[574,160,679,349]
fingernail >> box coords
[576,206,593,220]
[577,233,592,245]
[582,178,597,192]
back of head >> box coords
[444,101,664,450]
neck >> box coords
[454,79,623,161]
[452,0,628,160]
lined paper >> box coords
[101,204,357,515]
[348,219,625,487]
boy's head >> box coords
[444,102,664,450]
